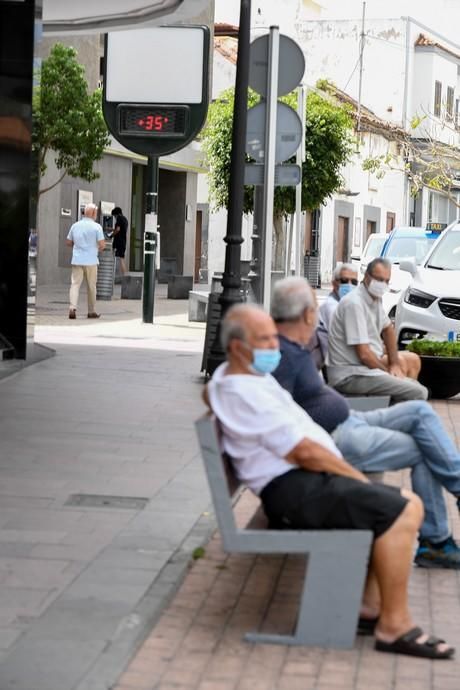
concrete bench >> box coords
[346,396,391,412]
[188,290,209,322]
[195,414,372,649]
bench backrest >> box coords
[195,414,239,542]
[346,396,390,411]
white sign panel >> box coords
[106,27,205,104]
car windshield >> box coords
[364,235,385,259]
[426,229,460,270]
[385,236,437,264]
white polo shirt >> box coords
[208,363,342,495]
[327,283,391,386]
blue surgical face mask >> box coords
[251,348,282,374]
[338,283,355,300]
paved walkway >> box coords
[114,399,460,690]
[0,284,211,690]
[1,283,460,690]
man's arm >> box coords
[97,239,106,252]
[66,239,73,247]
[354,343,388,371]
[286,438,369,482]
[381,324,404,377]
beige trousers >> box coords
[69,265,98,313]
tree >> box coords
[33,43,110,198]
[201,86,354,268]
[362,111,460,209]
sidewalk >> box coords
[0,284,211,690]
[1,283,460,690]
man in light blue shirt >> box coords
[66,204,105,319]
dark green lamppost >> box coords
[206,0,252,375]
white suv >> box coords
[395,222,460,346]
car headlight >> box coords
[404,288,436,309]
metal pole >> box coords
[295,85,306,276]
[205,0,251,375]
[142,155,158,324]
[262,26,280,310]
[248,185,263,303]
[356,1,366,136]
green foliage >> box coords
[33,43,110,193]
[407,339,460,358]
[192,547,206,560]
[201,87,354,215]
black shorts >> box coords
[114,244,126,258]
[260,469,407,538]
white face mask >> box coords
[367,278,389,299]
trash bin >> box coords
[304,251,321,289]
[96,239,115,300]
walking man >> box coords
[66,203,105,319]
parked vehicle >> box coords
[351,233,386,276]
[380,225,443,319]
[395,221,460,346]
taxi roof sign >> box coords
[425,222,447,232]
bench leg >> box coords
[244,545,369,648]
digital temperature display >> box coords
[118,106,188,137]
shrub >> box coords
[407,339,460,358]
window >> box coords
[456,99,460,130]
[447,86,455,121]
[434,80,442,118]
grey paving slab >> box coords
[0,285,211,690]
[0,638,108,690]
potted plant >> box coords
[407,340,460,399]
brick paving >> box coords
[114,398,460,690]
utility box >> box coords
[121,272,143,299]
[167,275,193,299]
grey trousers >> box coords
[334,372,429,403]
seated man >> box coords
[327,257,428,402]
[319,262,359,333]
[271,276,460,569]
[208,304,453,659]
[313,262,359,370]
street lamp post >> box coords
[206,0,251,376]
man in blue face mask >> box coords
[319,263,358,336]
[327,258,427,403]
[207,304,454,659]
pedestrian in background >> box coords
[111,206,128,275]
[66,203,105,319]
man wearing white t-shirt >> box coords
[207,304,453,660]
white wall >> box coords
[411,48,460,146]
[295,18,408,125]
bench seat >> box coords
[195,414,373,649]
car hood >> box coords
[411,267,460,297]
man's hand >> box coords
[286,438,370,483]
[388,361,405,378]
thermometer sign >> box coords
[118,106,188,137]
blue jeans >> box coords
[331,401,460,542]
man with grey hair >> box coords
[272,276,460,569]
[319,262,359,333]
[312,262,359,367]
[327,257,427,402]
[206,303,453,658]
[66,203,105,319]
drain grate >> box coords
[65,494,149,509]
